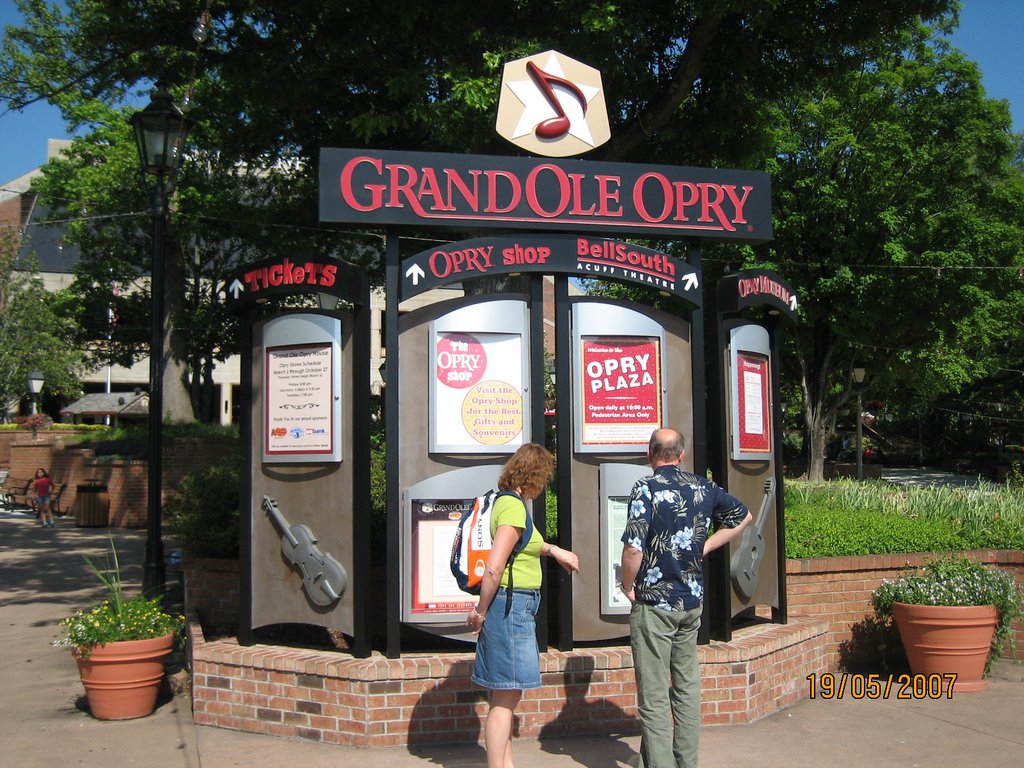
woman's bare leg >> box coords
[485,688,522,768]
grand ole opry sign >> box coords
[320,147,771,241]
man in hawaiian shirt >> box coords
[620,428,751,768]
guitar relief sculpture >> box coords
[263,495,347,607]
[729,478,777,600]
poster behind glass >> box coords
[579,336,662,449]
[572,302,667,454]
[599,462,650,615]
[729,324,773,462]
[264,340,341,462]
[408,498,477,618]
[429,300,530,454]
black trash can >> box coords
[74,483,109,527]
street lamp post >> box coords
[130,83,192,597]
[852,367,866,480]
[27,369,44,415]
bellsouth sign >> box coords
[320,148,771,242]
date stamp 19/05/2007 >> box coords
[806,673,958,700]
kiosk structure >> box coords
[317,141,774,655]
[225,254,373,657]
[706,269,800,641]
[190,50,820,750]
[229,50,791,658]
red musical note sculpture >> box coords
[526,60,588,140]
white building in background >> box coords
[2,141,241,424]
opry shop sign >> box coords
[320,148,772,242]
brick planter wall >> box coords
[190,616,827,748]
[188,549,1024,750]
[785,549,1024,670]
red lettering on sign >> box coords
[332,152,764,236]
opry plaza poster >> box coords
[580,337,661,446]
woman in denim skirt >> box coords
[466,443,579,768]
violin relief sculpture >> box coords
[263,495,348,607]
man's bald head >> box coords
[648,428,685,465]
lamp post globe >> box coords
[27,369,44,415]
[130,82,192,598]
[130,84,192,179]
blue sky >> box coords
[1,2,1022,186]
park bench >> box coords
[50,482,66,515]
[0,477,33,509]
[11,481,65,516]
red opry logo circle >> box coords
[435,333,487,389]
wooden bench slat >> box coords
[1,478,32,506]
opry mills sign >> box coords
[319,148,771,242]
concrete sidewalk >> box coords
[2,506,1023,768]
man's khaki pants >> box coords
[630,601,703,768]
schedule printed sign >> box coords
[581,337,662,446]
[265,342,335,456]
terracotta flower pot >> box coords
[74,633,175,720]
[891,602,998,693]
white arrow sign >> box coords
[405,263,426,285]
[228,278,244,299]
[682,273,699,291]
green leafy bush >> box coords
[369,437,387,560]
[0,420,108,432]
[165,456,241,558]
[784,508,965,558]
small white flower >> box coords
[688,576,703,600]
[630,499,646,518]
[653,489,679,506]
[670,527,694,550]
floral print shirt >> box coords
[621,464,748,612]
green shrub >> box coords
[0,422,111,434]
[784,479,1024,557]
[545,486,558,541]
[165,455,241,558]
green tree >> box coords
[2,0,958,167]
[0,231,83,419]
[733,23,1024,479]
[1,0,962,424]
